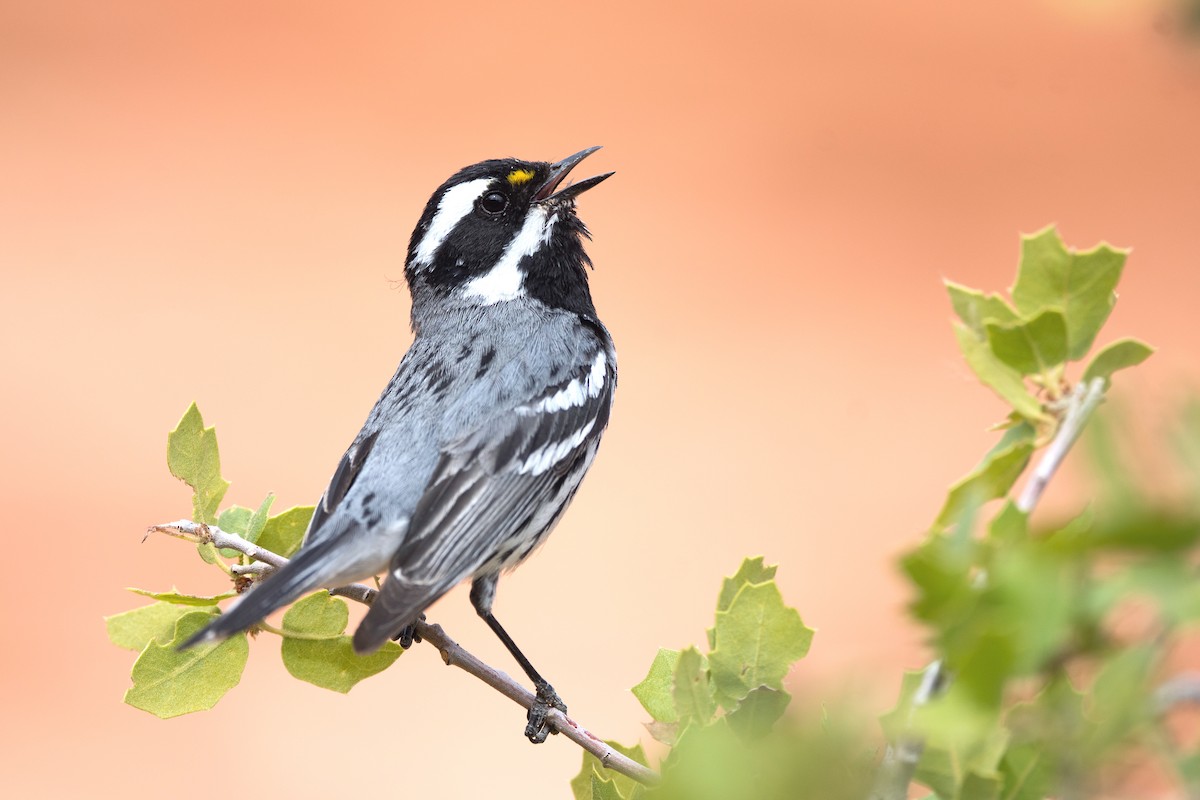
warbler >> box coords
[182,147,616,743]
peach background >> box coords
[3,1,1199,796]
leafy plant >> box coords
[109,226,1200,799]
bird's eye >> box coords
[480,192,508,215]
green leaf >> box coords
[936,424,1035,526]
[213,495,274,557]
[246,493,274,544]
[946,280,1020,337]
[257,505,314,559]
[105,601,209,651]
[123,610,248,718]
[726,685,790,739]
[1011,227,1127,360]
[716,556,778,612]
[216,505,252,535]
[196,541,222,565]
[589,776,625,800]
[709,582,813,709]
[1081,338,1154,388]
[672,646,715,729]
[167,403,230,525]
[987,501,1029,545]
[215,505,253,558]
[570,741,649,800]
[985,309,1069,376]
[999,743,1052,800]
[914,722,1009,800]
[900,534,976,626]
[632,648,680,723]
[279,592,401,692]
[126,587,236,606]
[953,323,1046,421]
[710,557,778,649]
[1084,645,1155,754]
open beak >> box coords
[533,146,614,204]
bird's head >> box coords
[405,147,612,319]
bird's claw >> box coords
[390,614,426,649]
[525,681,567,744]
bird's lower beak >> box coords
[533,146,614,203]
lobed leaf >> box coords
[123,610,247,718]
[632,648,680,723]
[1011,227,1127,360]
[998,743,1052,800]
[946,281,1020,337]
[570,741,650,800]
[105,601,209,651]
[167,403,229,525]
[726,685,790,740]
[672,647,715,730]
[985,309,1068,376]
[708,582,813,709]
[590,776,627,800]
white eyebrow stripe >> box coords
[411,178,492,269]
[461,206,556,304]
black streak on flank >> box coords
[476,346,496,379]
[456,343,473,363]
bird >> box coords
[180,147,616,743]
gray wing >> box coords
[302,429,380,548]
[352,344,615,653]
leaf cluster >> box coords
[573,559,874,800]
[106,403,401,718]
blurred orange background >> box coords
[3,0,1199,796]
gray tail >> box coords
[352,573,453,655]
[178,542,335,650]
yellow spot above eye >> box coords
[506,168,536,186]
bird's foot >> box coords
[525,680,567,744]
[390,614,426,649]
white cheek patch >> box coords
[462,207,557,304]
[411,178,492,269]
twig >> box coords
[871,378,1108,800]
[148,520,660,787]
[868,661,945,800]
[1155,672,1200,714]
[1016,378,1107,514]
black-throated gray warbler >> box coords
[182,147,616,743]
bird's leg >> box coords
[481,611,567,744]
[390,613,426,649]
[470,576,565,744]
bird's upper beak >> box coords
[533,146,614,204]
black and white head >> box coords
[405,147,613,319]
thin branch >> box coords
[1017,378,1107,514]
[1155,672,1200,714]
[872,378,1108,800]
[868,660,945,800]
[148,521,660,787]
